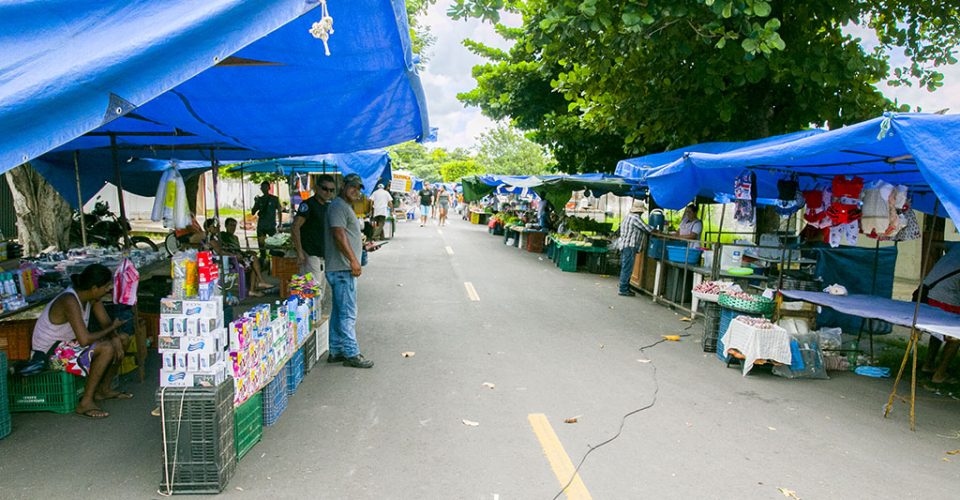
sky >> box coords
[418,4,960,151]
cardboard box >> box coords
[160,296,223,320]
[160,362,229,388]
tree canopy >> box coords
[450,0,959,173]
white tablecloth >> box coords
[720,318,792,376]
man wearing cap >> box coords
[324,173,375,368]
[618,201,654,297]
[369,183,393,240]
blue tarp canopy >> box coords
[615,130,824,182]
[29,154,211,209]
[229,150,392,195]
[646,113,960,222]
[1,0,429,172]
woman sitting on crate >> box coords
[31,264,131,419]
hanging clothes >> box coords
[890,203,921,242]
[802,185,832,228]
[861,180,895,238]
[733,170,756,226]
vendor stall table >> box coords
[779,290,960,340]
[504,226,547,253]
[547,237,609,273]
[469,210,490,225]
[719,317,792,375]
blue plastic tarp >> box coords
[1,0,429,172]
[30,154,210,209]
[615,130,824,181]
[229,150,392,195]
[646,113,960,222]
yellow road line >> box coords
[445,246,454,255]
[527,413,592,500]
[464,281,480,301]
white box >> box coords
[160,361,229,388]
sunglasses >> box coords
[320,186,335,193]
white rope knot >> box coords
[308,0,335,56]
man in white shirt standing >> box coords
[369,183,393,240]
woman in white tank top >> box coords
[31,264,130,419]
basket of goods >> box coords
[718,291,775,316]
[692,281,740,303]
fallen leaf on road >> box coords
[946,449,960,455]
[680,316,692,322]
[482,382,495,389]
[236,487,244,491]
[609,306,615,309]
[637,359,651,363]
[397,283,404,287]
[778,487,800,499]
[599,343,605,349]
[944,457,952,462]
[462,419,479,427]
[401,351,415,358]
[768,427,777,431]
[564,417,578,424]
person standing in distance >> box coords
[418,182,434,227]
[325,173,375,368]
[369,183,393,240]
[292,174,337,280]
[251,181,281,263]
[617,201,653,297]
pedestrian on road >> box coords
[618,201,653,297]
[418,183,434,227]
[325,173,375,368]
[437,186,450,226]
[251,181,281,263]
[292,174,336,279]
[370,183,393,239]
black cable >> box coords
[550,329,690,500]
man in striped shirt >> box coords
[619,201,653,297]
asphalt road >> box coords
[2,214,960,499]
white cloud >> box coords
[419,3,519,150]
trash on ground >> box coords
[462,419,479,426]
[401,351,415,358]
[482,382,495,389]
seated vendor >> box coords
[31,264,131,419]
[677,203,703,241]
[174,214,205,247]
[921,244,960,384]
[219,217,272,296]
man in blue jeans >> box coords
[618,201,653,297]
[324,173,375,368]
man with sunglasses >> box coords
[292,174,337,280]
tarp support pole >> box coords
[884,201,938,431]
[210,149,220,222]
[73,151,87,247]
[109,133,131,248]
[240,168,249,250]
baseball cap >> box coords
[343,173,364,189]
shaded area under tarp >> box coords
[461,174,643,208]
[29,154,211,209]
[810,245,897,334]
[229,150,392,195]
[646,113,959,222]
[2,0,430,172]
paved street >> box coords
[2,216,960,499]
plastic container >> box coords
[286,348,305,396]
[156,382,236,495]
[666,246,702,264]
[234,391,263,461]
[304,335,318,374]
[719,245,748,269]
[262,364,289,426]
[701,303,721,353]
[8,370,86,414]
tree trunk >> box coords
[5,163,73,255]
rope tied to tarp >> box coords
[877,112,895,141]
[309,0,335,56]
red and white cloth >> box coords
[113,258,139,306]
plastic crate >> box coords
[701,302,721,353]
[8,370,85,414]
[233,391,263,461]
[0,318,36,361]
[303,334,318,374]
[286,348,305,396]
[157,382,236,495]
[262,364,288,426]
[1,352,10,439]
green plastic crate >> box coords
[234,391,263,461]
[1,353,10,439]
[8,370,86,414]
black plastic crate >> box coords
[304,334,318,374]
[701,302,721,353]
[156,382,236,495]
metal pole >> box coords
[73,151,88,247]
[109,133,131,248]
[210,149,220,222]
[240,168,249,250]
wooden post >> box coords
[210,149,220,222]
[73,151,87,247]
[109,133,131,248]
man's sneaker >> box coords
[327,354,345,363]
[342,354,374,368]
[619,290,637,297]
